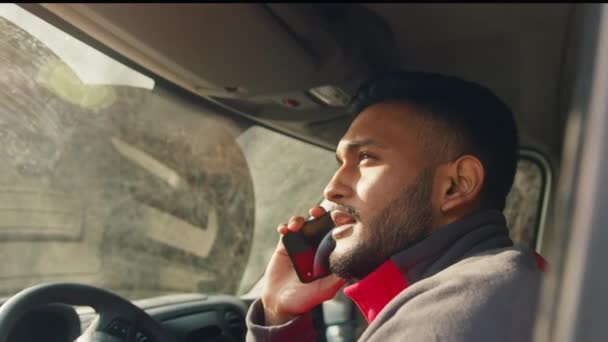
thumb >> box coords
[317,274,347,300]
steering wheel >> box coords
[0,283,178,342]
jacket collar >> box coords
[343,209,513,323]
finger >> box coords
[287,216,305,231]
[318,274,347,299]
[277,223,289,235]
[274,238,288,255]
[309,206,327,218]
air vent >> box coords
[224,309,246,340]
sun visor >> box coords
[37,3,376,98]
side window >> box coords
[236,126,337,294]
[504,151,551,249]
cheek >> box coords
[355,166,403,213]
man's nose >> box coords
[323,168,354,202]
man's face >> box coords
[324,101,438,279]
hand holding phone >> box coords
[261,209,346,326]
[282,212,336,283]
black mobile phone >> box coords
[282,212,336,283]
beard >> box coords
[329,166,435,280]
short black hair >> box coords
[349,70,518,211]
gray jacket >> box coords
[246,210,544,341]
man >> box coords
[246,71,544,341]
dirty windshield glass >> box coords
[0,4,338,300]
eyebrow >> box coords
[335,138,387,162]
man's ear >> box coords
[438,155,485,214]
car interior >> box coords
[0,3,602,342]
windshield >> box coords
[0,4,337,300]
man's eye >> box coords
[359,152,375,162]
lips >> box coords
[330,210,357,227]
[332,224,354,239]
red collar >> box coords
[343,260,408,323]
